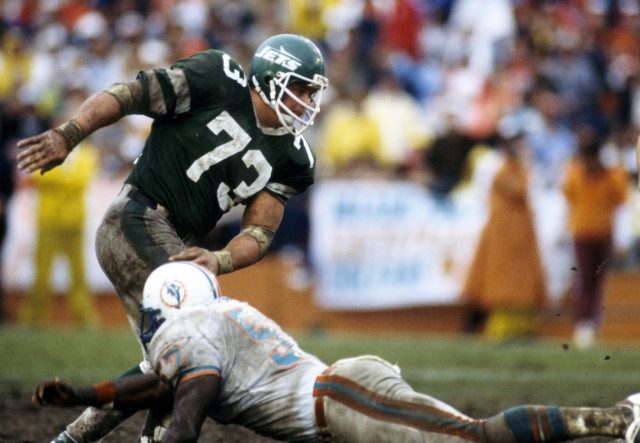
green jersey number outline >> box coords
[186,110,273,212]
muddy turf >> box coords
[0,382,617,443]
[0,381,280,443]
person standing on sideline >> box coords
[0,129,15,325]
[16,33,328,442]
[562,124,628,349]
[20,139,99,328]
[462,127,547,341]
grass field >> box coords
[2,325,639,419]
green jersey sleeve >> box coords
[135,49,246,119]
[126,49,316,236]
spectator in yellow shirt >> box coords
[21,140,99,327]
[562,124,628,348]
[285,0,339,42]
[318,85,387,177]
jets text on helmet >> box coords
[255,46,302,70]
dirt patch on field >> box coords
[0,380,280,443]
[0,380,616,443]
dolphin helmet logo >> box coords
[160,279,186,308]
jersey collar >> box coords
[257,122,290,136]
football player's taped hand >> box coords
[169,247,219,275]
[33,378,80,407]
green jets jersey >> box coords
[126,49,315,236]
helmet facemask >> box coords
[254,70,328,137]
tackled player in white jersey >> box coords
[34,262,640,443]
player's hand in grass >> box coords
[32,378,80,407]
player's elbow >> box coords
[163,404,208,443]
[162,424,200,443]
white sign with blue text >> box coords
[310,180,487,310]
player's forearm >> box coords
[113,373,172,411]
[163,376,218,443]
[77,90,124,130]
[33,374,169,411]
[170,192,282,274]
[215,224,277,273]
[59,79,144,150]
[79,374,168,410]
[214,191,282,274]
[217,234,265,273]
[56,91,123,149]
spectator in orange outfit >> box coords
[462,125,547,341]
[562,124,629,348]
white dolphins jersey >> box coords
[147,297,328,442]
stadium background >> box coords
[2,1,640,442]
[2,1,640,340]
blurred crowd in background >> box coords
[1,0,640,336]
[1,0,638,180]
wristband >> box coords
[238,225,274,260]
[53,119,86,151]
[94,380,117,406]
[213,250,234,275]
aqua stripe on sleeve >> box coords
[178,365,221,381]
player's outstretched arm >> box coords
[33,373,171,411]
[163,375,220,443]
[170,190,283,275]
[16,80,141,175]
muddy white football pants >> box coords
[313,355,485,443]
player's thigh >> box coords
[95,192,184,320]
[326,356,465,413]
[319,356,478,443]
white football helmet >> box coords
[139,262,221,347]
[142,261,221,314]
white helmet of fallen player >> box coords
[139,261,221,347]
[143,261,221,312]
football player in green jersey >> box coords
[16,33,329,443]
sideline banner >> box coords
[4,176,630,305]
[310,180,487,310]
[309,178,634,311]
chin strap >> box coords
[252,76,275,110]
